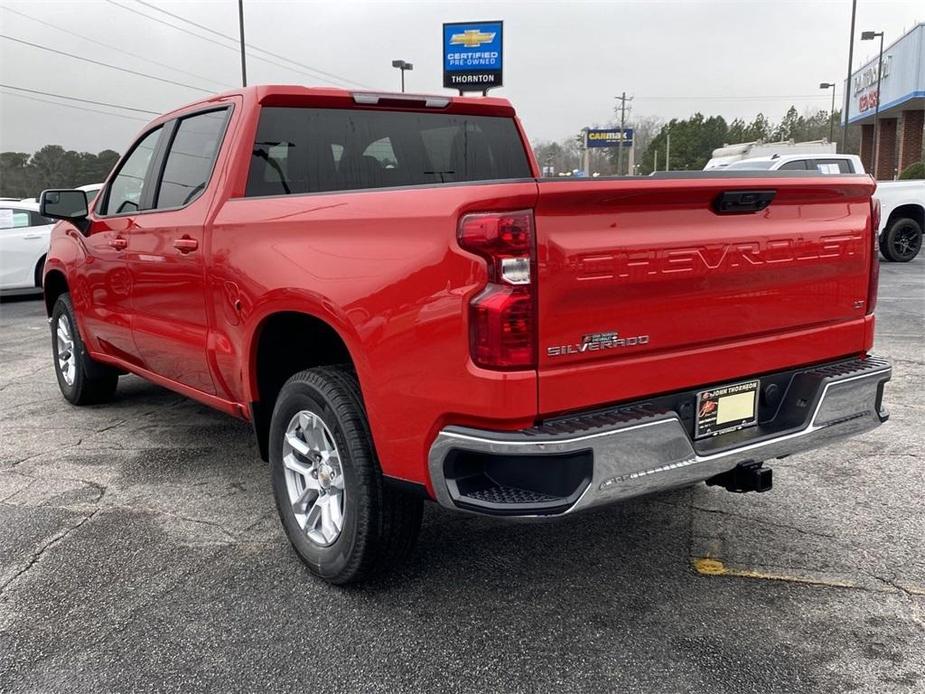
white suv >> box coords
[723,154,865,174]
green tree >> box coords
[641,113,729,173]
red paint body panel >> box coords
[44,86,879,493]
[533,177,877,413]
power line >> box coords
[636,95,830,101]
[0,6,234,91]
[0,34,212,93]
[105,0,341,87]
[132,0,373,89]
[104,0,244,54]
[0,84,160,114]
[0,89,150,123]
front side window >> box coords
[155,109,229,209]
[102,126,163,215]
[778,160,808,171]
[0,209,31,229]
[245,107,532,197]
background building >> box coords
[846,22,924,179]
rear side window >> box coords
[246,107,531,196]
[155,109,229,209]
[101,126,163,215]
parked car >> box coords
[704,139,837,170]
[874,179,924,262]
[722,153,865,174]
[0,200,53,291]
[39,86,891,584]
[77,183,103,205]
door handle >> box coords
[714,190,776,214]
[109,236,128,250]
[173,236,199,253]
[23,234,42,240]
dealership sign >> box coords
[443,21,503,91]
[586,128,634,148]
[846,24,925,124]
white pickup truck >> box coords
[876,180,924,262]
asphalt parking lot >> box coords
[0,259,922,694]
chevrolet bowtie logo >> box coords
[450,29,496,48]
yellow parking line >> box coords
[693,557,866,591]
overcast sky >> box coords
[0,0,921,154]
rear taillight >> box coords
[867,197,881,314]
[458,210,536,369]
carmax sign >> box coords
[586,128,634,148]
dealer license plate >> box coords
[695,380,759,439]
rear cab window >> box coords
[246,107,532,196]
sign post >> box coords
[443,21,503,94]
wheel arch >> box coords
[43,268,69,317]
[246,307,366,461]
[885,203,924,232]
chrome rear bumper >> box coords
[428,356,891,517]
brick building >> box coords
[846,23,924,180]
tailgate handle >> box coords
[714,190,776,214]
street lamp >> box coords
[391,60,413,93]
[819,82,836,145]
[861,30,885,177]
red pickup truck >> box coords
[40,86,891,584]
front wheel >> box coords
[879,217,922,262]
[51,294,119,405]
[269,366,422,584]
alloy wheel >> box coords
[282,410,346,547]
[56,314,76,386]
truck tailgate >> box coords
[534,176,877,414]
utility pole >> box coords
[614,92,633,175]
[665,128,671,171]
[841,0,858,152]
[238,0,247,87]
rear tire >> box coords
[269,366,422,585]
[879,217,922,262]
[51,294,119,405]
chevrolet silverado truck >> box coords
[39,86,891,584]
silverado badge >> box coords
[546,331,649,358]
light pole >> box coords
[819,82,836,145]
[238,0,247,87]
[391,60,413,93]
[861,30,885,177]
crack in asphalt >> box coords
[0,508,101,597]
[656,498,838,540]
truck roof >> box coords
[158,85,517,121]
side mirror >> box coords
[40,189,90,235]
[40,189,89,221]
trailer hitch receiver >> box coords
[706,461,772,493]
